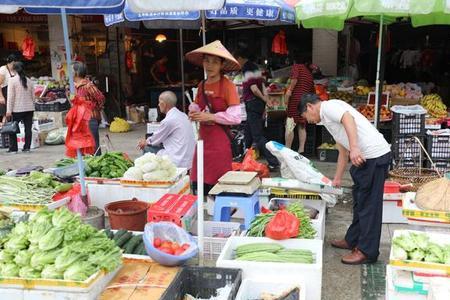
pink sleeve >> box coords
[214,105,241,125]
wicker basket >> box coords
[389,168,440,191]
[389,136,443,191]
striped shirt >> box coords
[287,64,314,124]
[7,76,35,113]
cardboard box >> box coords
[99,258,179,300]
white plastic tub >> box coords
[0,267,120,300]
[235,278,305,300]
[390,230,450,275]
[216,236,323,300]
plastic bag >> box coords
[266,141,337,206]
[53,183,88,217]
[45,128,67,145]
[265,210,299,240]
[241,149,270,178]
[143,222,198,266]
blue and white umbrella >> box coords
[104,0,295,26]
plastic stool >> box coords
[213,192,260,229]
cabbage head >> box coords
[63,262,97,281]
[39,228,64,251]
[41,264,64,280]
[1,263,19,277]
[19,266,41,279]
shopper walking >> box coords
[299,94,391,264]
[186,40,241,195]
[73,61,105,155]
[0,54,18,124]
[285,53,314,154]
[234,50,279,171]
[6,62,35,153]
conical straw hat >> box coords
[415,177,450,212]
[185,40,241,72]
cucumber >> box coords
[139,244,148,256]
[116,232,133,248]
[134,242,146,255]
[124,235,142,254]
[113,229,128,241]
[103,229,114,239]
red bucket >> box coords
[105,198,149,231]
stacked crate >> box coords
[391,111,426,168]
[425,132,450,174]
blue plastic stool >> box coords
[213,192,260,229]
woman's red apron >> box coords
[190,78,232,186]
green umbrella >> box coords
[295,0,449,127]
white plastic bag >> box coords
[266,141,337,206]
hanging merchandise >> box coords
[126,51,133,70]
[22,32,35,60]
[271,30,288,55]
[65,95,96,158]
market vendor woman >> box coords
[299,94,391,265]
[186,40,241,195]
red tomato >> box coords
[153,238,162,248]
[171,242,180,251]
[174,248,185,256]
[181,243,190,250]
[161,241,172,249]
[159,246,174,255]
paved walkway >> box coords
[0,124,404,299]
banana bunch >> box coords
[110,117,131,133]
[421,94,448,118]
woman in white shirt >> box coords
[0,54,18,123]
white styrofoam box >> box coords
[390,230,450,276]
[383,199,408,224]
[0,267,120,300]
[88,175,190,210]
[386,265,427,300]
[191,221,241,261]
[236,278,305,300]
[216,236,323,300]
[270,198,326,240]
[146,122,161,134]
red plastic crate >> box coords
[147,194,197,231]
[384,181,400,194]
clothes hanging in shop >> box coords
[22,34,35,60]
[272,30,288,55]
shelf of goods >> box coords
[216,236,323,300]
[87,175,190,209]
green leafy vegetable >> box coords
[392,244,408,260]
[409,249,426,261]
[1,263,19,277]
[0,250,15,263]
[30,250,61,271]
[19,266,41,279]
[14,250,32,267]
[63,262,97,281]
[54,248,87,272]
[41,264,63,280]
[39,228,64,251]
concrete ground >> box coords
[0,124,404,299]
